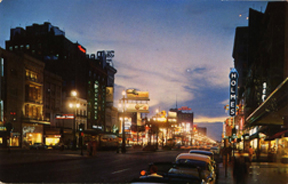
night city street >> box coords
[1,1,288,184]
[1,148,288,184]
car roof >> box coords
[189,150,214,155]
[176,153,210,163]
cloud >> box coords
[194,115,227,123]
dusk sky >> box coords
[0,0,269,140]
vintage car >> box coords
[189,150,218,180]
[132,162,206,184]
[168,153,216,184]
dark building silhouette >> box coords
[232,2,288,152]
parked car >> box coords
[132,162,205,184]
[29,143,47,150]
[189,150,218,180]
[189,150,215,159]
[189,150,216,166]
[168,153,216,184]
[210,146,220,154]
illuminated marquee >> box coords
[229,68,239,116]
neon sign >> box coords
[78,45,86,53]
[178,106,192,111]
[55,114,74,119]
[229,68,239,116]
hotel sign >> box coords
[229,68,239,116]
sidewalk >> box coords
[217,162,234,184]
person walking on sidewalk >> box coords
[248,146,254,162]
[233,153,248,184]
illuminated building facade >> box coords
[5,22,117,136]
[0,48,50,148]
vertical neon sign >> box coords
[229,68,239,117]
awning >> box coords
[249,133,259,141]
[246,78,288,127]
[264,129,288,141]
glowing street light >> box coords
[70,90,80,150]
[118,90,128,153]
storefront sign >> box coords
[55,114,74,119]
[229,68,239,116]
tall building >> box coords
[0,48,50,148]
[5,22,117,134]
[232,2,288,152]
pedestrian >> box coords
[227,146,232,163]
[87,141,92,156]
[248,146,254,162]
[233,153,247,184]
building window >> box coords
[1,58,4,77]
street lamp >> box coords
[69,90,80,150]
[118,90,128,153]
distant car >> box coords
[210,146,220,154]
[29,143,47,150]
[168,153,216,184]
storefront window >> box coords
[22,124,43,148]
[46,137,60,146]
[9,136,19,146]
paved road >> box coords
[1,148,288,183]
[0,149,183,183]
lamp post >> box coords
[118,90,127,153]
[69,90,80,150]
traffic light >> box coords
[79,123,84,131]
[10,112,16,121]
[79,123,84,136]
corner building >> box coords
[0,48,49,148]
[5,22,117,134]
